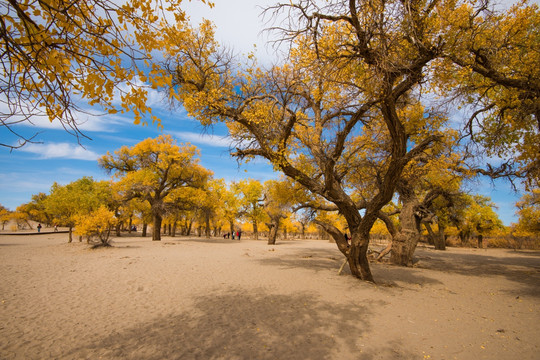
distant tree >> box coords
[236,179,265,240]
[458,195,504,248]
[44,177,112,242]
[18,193,52,226]
[0,204,12,230]
[262,179,297,245]
[514,189,540,236]
[220,183,242,238]
[99,135,212,241]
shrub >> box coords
[74,206,116,247]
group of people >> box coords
[223,230,242,240]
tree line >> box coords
[2,134,538,252]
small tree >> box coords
[75,206,117,247]
[0,205,12,230]
[460,195,504,248]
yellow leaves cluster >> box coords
[514,189,540,236]
[3,0,213,135]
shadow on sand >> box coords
[60,288,406,359]
[412,248,540,297]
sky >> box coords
[0,0,530,225]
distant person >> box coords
[54,224,58,232]
[232,231,235,240]
[237,230,242,240]
[37,224,42,233]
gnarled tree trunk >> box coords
[267,222,279,245]
[314,220,373,282]
[430,222,447,250]
[391,193,421,266]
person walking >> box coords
[37,224,42,233]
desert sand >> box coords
[0,232,539,360]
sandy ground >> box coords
[0,232,539,360]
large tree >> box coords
[163,1,536,281]
[99,135,211,241]
[164,8,445,281]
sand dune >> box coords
[1,233,539,359]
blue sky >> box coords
[0,0,529,225]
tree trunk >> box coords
[68,227,73,243]
[459,228,469,245]
[228,220,235,238]
[347,234,374,282]
[424,222,437,247]
[205,212,211,238]
[142,223,148,237]
[115,222,121,237]
[391,195,421,266]
[186,220,192,236]
[267,222,278,245]
[424,222,435,246]
[477,234,483,248]
[128,216,133,234]
[152,214,162,241]
[253,220,258,240]
[434,224,446,250]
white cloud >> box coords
[20,143,100,161]
[170,131,231,147]
[182,0,279,62]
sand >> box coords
[0,232,539,359]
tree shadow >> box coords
[370,265,444,288]
[257,247,444,288]
[413,248,540,297]
[62,288,375,359]
[257,248,346,274]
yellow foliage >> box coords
[2,0,211,142]
[74,206,116,244]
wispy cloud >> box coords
[20,143,100,161]
[170,131,231,147]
